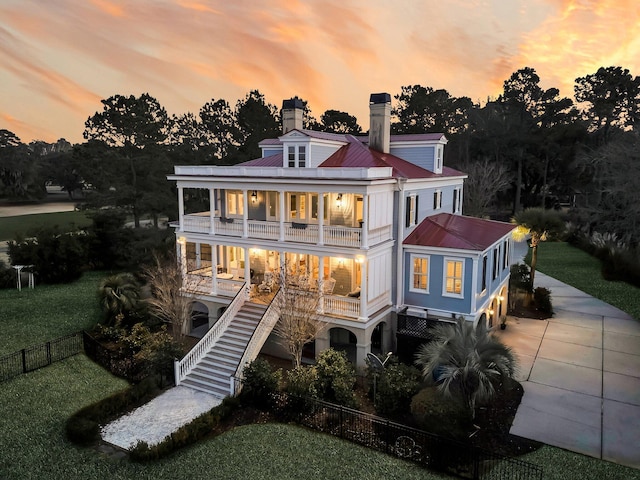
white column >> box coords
[359,258,368,321]
[362,194,369,249]
[244,247,251,287]
[242,190,249,238]
[178,186,184,231]
[318,256,325,313]
[318,193,325,246]
[196,243,201,269]
[209,188,216,234]
[279,190,285,241]
[211,243,218,296]
[471,256,479,314]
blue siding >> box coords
[403,253,473,314]
[390,146,435,172]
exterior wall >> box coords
[403,252,473,315]
[390,145,435,171]
[475,238,512,309]
[263,148,282,157]
[310,144,341,167]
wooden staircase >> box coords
[180,302,268,398]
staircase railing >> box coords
[231,288,282,396]
[174,282,249,386]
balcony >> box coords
[180,213,392,248]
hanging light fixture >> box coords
[251,190,258,204]
[336,193,343,208]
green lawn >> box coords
[0,355,452,480]
[531,242,640,319]
[0,271,107,356]
[0,210,92,241]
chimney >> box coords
[369,93,391,153]
[281,97,304,134]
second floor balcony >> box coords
[176,189,393,249]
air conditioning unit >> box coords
[406,307,427,319]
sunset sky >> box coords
[1,0,639,145]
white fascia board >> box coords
[403,245,483,258]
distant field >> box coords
[0,211,93,241]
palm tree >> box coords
[98,273,141,325]
[512,207,564,287]
[415,318,516,419]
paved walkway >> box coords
[495,266,640,469]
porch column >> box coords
[318,256,325,314]
[318,192,325,246]
[358,257,368,321]
[209,188,216,235]
[177,238,187,278]
[471,256,479,314]
[195,243,201,269]
[361,194,369,249]
[244,247,251,288]
[279,190,285,241]
[242,190,249,238]
[211,243,218,296]
[177,186,184,231]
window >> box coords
[406,194,418,227]
[433,190,442,210]
[411,255,429,292]
[286,144,307,168]
[481,255,487,292]
[453,188,462,214]
[267,191,278,221]
[226,191,244,217]
[289,193,307,221]
[492,247,499,280]
[436,146,443,171]
[444,259,463,296]
[502,240,509,270]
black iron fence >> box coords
[0,332,84,383]
[271,393,542,480]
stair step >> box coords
[218,338,248,350]
[187,372,229,389]
[201,354,238,369]
[181,378,228,398]
[194,363,235,377]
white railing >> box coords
[183,215,211,233]
[185,273,213,294]
[213,218,243,236]
[323,295,360,318]
[174,282,249,385]
[368,292,392,315]
[248,220,280,240]
[284,223,319,243]
[324,226,361,247]
[216,278,245,296]
[231,289,283,396]
[368,225,392,245]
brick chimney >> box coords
[281,97,304,134]
[369,93,391,153]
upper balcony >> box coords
[175,188,394,249]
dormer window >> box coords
[286,144,307,168]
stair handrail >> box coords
[174,282,249,386]
[231,288,283,396]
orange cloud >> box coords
[90,0,126,17]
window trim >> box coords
[409,254,430,293]
[285,144,308,168]
[502,240,509,270]
[406,194,418,228]
[226,190,244,218]
[433,190,442,210]
[492,246,500,280]
[481,254,488,293]
[443,257,464,298]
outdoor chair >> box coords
[258,271,276,293]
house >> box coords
[168,93,514,397]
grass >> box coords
[0,355,453,480]
[0,211,92,241]
[529,242,640,319]
[0,271,107,356]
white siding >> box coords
[310,144,342,167]
[368,252,392,300]
[368,192,393,229]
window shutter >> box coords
[433,192,437,210]
[406,197,411,227]
[414,196,419,224]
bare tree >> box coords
[272,267,330,368]
[461,158,512,217]
[143,252,203,344]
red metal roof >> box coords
[404,213,515,251]
[238,152,282,167]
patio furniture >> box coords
[322,277,336,294]
[258,271,276,293]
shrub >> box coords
[367,358,421,417]
[8,226,88,284]
[410,387,470,440]
[0,260,14,289]
[315,348,358,408]
[240,358,281,408]
[509,263,531,292]
[284,366,318,412]
[534,287,553,315]
[65,416,100,445]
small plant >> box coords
[315,348,358,408]
[240,358,281,408]
[366,358,421,417]
[534,287,553,315]
[500,315,507,330]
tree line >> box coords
[1,65,639,242]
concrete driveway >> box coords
[495,272,640,469]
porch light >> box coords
[355,255,364,264]
[489,309,495,316]
[251,190,258,203]
[336,193,343,208]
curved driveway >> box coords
[496,270,640,469]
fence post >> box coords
[339,405,344,438]
[46,342,51,366]
[385,419,390,454]
[21,349,26,373]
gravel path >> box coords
[101,386,221,450]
